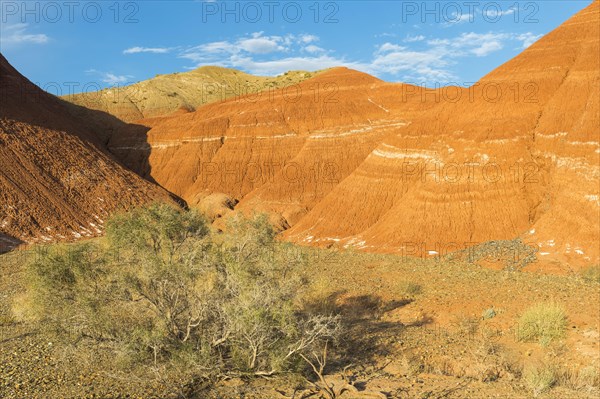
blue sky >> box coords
[0,1,592,94]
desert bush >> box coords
[20,204,342,381]
[517,302,567,346]
[525,354,597,395]
[22,242,108,338]
[524,362,557,396]
[581,265,600,283]
[482,307,496,320]
[554,364,600,391]
[575,365,600,390]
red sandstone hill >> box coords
[0,53,172,250]
[92,1,599,270]
[106,67,436,226]
[285,1,600,268]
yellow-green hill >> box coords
[63,66,324,122]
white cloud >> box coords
[516,32,543,48]
[368,31,541,82]
[193,41,235,55]
[369,45,455,82]
[102,73,131,84]
[300,34,319,44]
[377,43,406,53]
[445,6,516,25]
[183,32,290,59]
[304,45,325,54]
[375,33,398,38]
[471,41,503,56]
[179,32,371,76]
[447,32,542,55]
[226,54,365,76]
[238,36,285,54]
[456,32,507,56]
[181,32,328,63]
[86,69,134,85]
[403,35,425,43]
[483,8,515,19]
[429,32,512,57]
[123,46,172,54]
[0,23,49,46]
[446,11,474,25]
[177,29,542,84]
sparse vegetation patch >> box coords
[517,302,567,345]
[18,204,342,384]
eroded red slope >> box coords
[110,68,435,221]
[0,54,172,249]
[286,1,599,269]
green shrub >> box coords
[517,302,567,345]
[20,204,341,381]
[482,308,496,320]
[524,362,557,396]
[22,242,107,337]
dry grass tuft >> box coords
[517,302,567,346]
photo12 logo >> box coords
[196,161,341,185]
[1,1,140,24]
[201,1,340,23]
[400,1,539,24]
[400,81,539,104]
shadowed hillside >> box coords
[0,53,173,246]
